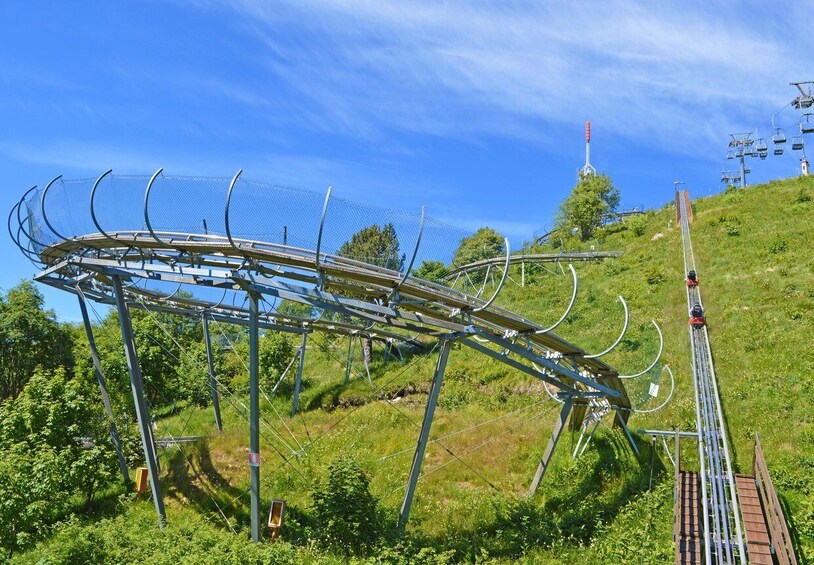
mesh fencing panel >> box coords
[321,194,421,272]
[227,176,325,249]
[41,178,98,242]
[92,174,152,236]
[18,173,480,284]
[147,174,232,238]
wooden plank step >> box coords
[735,473,778,565]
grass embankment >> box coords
[15,175,814,563]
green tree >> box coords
[413,260,450,284]
[452,227,505,267]
[451,227,505,285]
[556,173,620,241]
[337,223,404,366]
[90,306,204,409]
[0,282,74,401]
[337,223,405,271]
[226,331,295,394]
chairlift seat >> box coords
[792,137,805,151]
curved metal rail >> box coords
[445,250,622,279]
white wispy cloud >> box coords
[208,0,812,155]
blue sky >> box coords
[1,1,812,322]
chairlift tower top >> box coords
[790,81,814,110]
[579,120,596,178]
[727,133,754,188]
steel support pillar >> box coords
[616,410,640,456]
[111,276,165,525]
[77,291,130,487]
[344,335,353,384]
[398,339,452,532]
[202,312,223,431]
[248,292,261,543]
[291,333,307,416]
[527,396,573,497]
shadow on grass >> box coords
[405,431,668,559]
[164,440,252,527]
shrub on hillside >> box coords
[769,238,788,254]
[628,216,647,237]
[311,455,382,556]
[644,266,665,286]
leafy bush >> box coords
[0,369,116,557]
[311,456,382,555]
[628,216,647,237]
[644,266,665,286]
[769,238,788,254]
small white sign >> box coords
[249,452,260,466]
[649,383,659,397]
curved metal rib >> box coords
[535,263,578,334]
[472,238,510,313]
[41,175,71,242]
[314,186,332,284]
[619,320,663,379]
[16,186,51,253]
[144,168,165,245]
[631,365,675,414]
[224,169,244,252]
[89,169,115,241]
[389,205,425,300]
[585,295,629,359]
[8,196,43,265]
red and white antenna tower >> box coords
[580,120,596,177]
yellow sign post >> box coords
[267,499,286,542]
[135,467,149,499]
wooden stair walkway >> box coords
[736,474,773,564]
[675,470,704,564]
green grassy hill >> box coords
[14,175,814,564]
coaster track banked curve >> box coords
[9,171,637,539]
